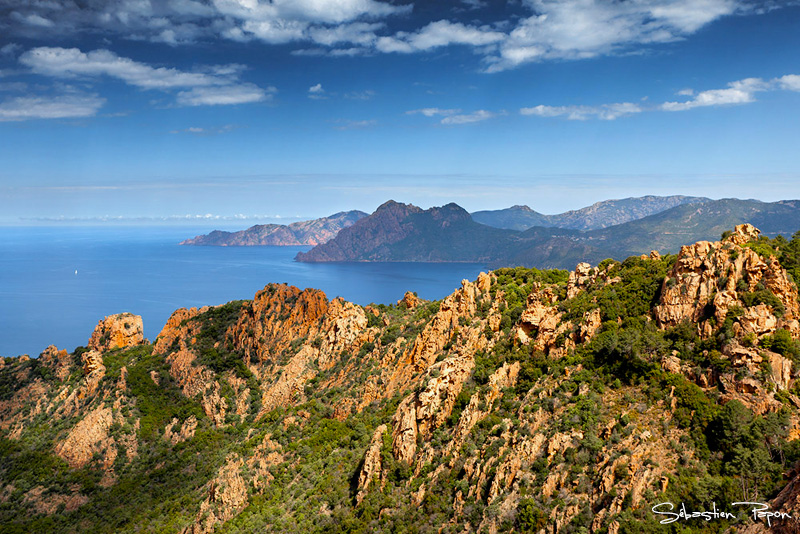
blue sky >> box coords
[1,0,800,225]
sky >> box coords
[1,0,800,225]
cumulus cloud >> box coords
[308,22,384,46]
[19,47,272,107]
[212,0,410,44]
[0,94,105,121]
[376,20,505,53]
[0,0,409,49]
[1,0,791,74]
[777,74,800,92]
[485,0,747,72]
[521,102,642,120]
[661,77,770,110]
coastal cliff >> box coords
[3,224,800,533]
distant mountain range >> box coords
[296,198,800,269]
[181,195,709,248]
[179,210,367,246]
[471,195,708,230]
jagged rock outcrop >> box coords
[187,455,249,534]
[38,345,74,381]
[88,313,144,352]
[384,274,495,397]
[655,224,800,337]
[54,406,113,468]
[398,291,420,308]
[356,424,388,504]
[164,415,198,445]
[391,354,476,465]
[515,285,571,354]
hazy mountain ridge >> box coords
[3,225,800,532]
[179,210,368,246]
[297,198,800,268]
[471,195,709,231]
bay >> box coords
[0,226,488,357]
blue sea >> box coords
[0,226,488,358]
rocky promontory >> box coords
[180,210,367,246]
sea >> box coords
[0,226,488,358]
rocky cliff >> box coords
[180,210,367,246]
[2,224,800,533]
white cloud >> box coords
[661,77,770,110]
[212,0,410,44]
[19,46,273,107]
[0,94,105,121]
[441,110,495,125]
[485,0,745,71]
[309,22,383,46]
[520,72,800,120]
[308,82,327,99]
[406,108,461,117]
[212,0,407,26]
[521,102,642,120]
[377,20,505,53]
[776,74,800,92]
[21,47,220,89]
[329,47,369,56]
[177,84,270,106]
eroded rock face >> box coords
[88,313,144,352]
[55,406,113,468]
[356,424,388,504]
[164,415,198,445]
[187,455,249,534]
[654,224,800,338]
[516,282,603,356]
[391,354,476,465]
[398,291,420,308]
[384,276,494,397]
[567,262,596,299]
[38,345,73,381]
